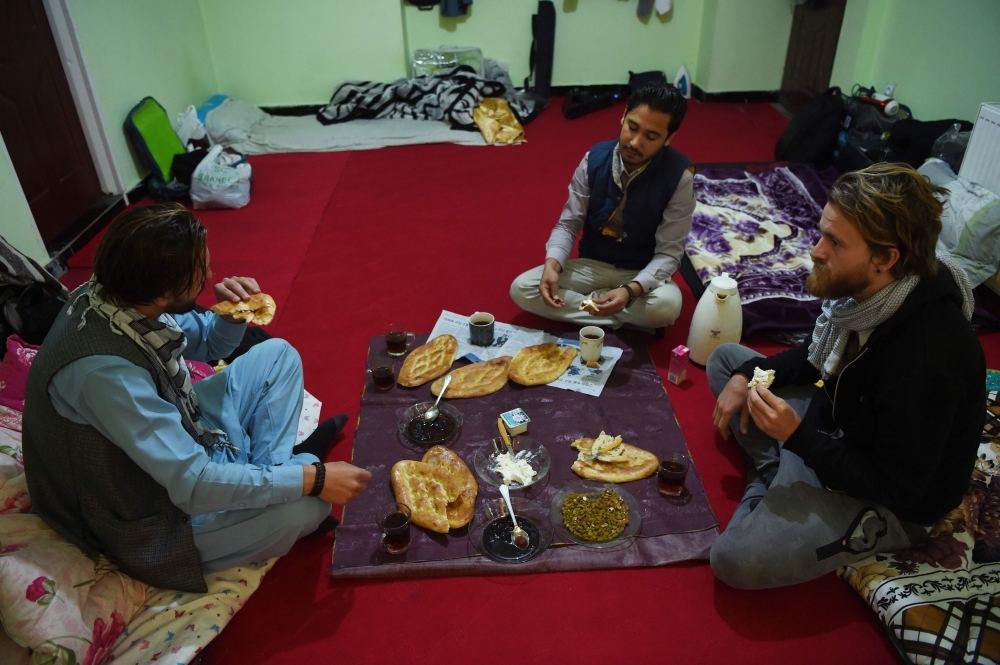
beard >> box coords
[619,143,650,168]
[163,297,199,315]
[806,261,871,299]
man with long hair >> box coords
[22,204,370,593]
[707,163,985,589]
[510,82,694,332]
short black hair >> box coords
[93,203,208,306]
[626,83,688,136]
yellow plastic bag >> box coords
[473,98,526,145]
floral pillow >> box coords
[1,428,29,517]
[0,514,147,665]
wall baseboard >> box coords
[44,177,150,274]
[691,85,779,104]
[261,105,324,116]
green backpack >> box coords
[123,97,187,196]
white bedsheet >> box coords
[205,98,487,154]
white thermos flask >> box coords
[686,273,742,365]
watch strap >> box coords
[619,283,638,308]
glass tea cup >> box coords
[384,324,415,356]
[658,451,690,497]
[377,502,412,554]
[367,356,396,391]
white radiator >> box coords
[960,102,1000,197]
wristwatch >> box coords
[618,283,639,309]
[309,461,326,497]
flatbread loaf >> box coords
[421,445,477,529]
[747,366,775,389]
[390,446,478,532]
[430,357,511,398]
[570,437,658,483]
[508,343,577,386]
[209,293,276,326]
[390,460,456,533]
[397,334,458,387]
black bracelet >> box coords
[309,461,325,497]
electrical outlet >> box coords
[884,82,896,97]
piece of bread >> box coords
[570,437,658,483]
[747,366,775,389]
[508,343,578,386]
[209,293,276,326]
[579,298,599,313]
[430,357,512,398]
[421,445,478,529]
[390,446,478,533]
[397,334,459,387]
[390,460,457,533]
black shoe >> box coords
[308,515,339,538]
[292,414,350,459]
[330,414,348,438]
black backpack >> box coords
[0,283,66,352]
[628,70,668,94]
[562,88,622,119]
[775,87,845,164]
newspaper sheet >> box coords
[427,310,623,397]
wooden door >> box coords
[0,0,103,245]
[780,0,847,114]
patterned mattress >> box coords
[840,373,1000,664]
[684,164,840,337]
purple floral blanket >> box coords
[686,164,839,336]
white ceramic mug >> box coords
[579,326,604,364]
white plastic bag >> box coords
[174,105,207,147]
[190,145,251,209]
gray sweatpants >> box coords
[706,343,926,589]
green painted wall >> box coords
[0,133,48,264]
[552,0,702,87]
[833,0,1000,121]
[403,0,535,84]
[69,0,217,190]
[405,0,787,92]
[201,0,407,107]
[696,0,793,93]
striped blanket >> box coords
[317,66,534,130]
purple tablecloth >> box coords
[331,331,719,578]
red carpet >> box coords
[64,99,1000,665]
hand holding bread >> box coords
[210,276,276,325]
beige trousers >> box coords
[509,258,683,329]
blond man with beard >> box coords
[705,163,985,590]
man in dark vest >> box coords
[22,204,371,593]
[510,82,694,331]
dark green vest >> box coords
[22,291,208,593]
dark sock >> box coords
[308,515,339,538]
[292,414,348,460]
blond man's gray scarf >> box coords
[807,254,974,380]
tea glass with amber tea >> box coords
[658,452,689,497]
[384,324,415,356]
[367,356,395,391]
[377,502,411,554]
